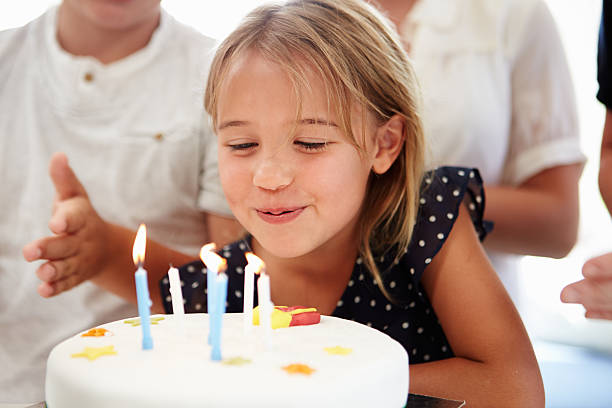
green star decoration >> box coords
[222,356,252,366]
[124,316,165,327]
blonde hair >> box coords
[205,0,425,301]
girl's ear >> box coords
[372,114,405,174]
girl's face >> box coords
[216,51,379,259]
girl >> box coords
[162,0,544,405]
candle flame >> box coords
[132,224,147,266]
[199,243,227,275]
[245,252,265,275]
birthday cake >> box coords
[45,313,409,408]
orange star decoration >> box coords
[282,363,316,375]
[124,316,165,327]
[81,328,112,337]
[324,346,353,356]
[71,345,117,361]
[222,357,252,366]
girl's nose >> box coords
[252,157,293,191]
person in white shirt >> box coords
[374,0,585,309]
[1,0,242,402]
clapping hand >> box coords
[22,152,112,297]
[561,252,612,320]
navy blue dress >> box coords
[160,166,490,364]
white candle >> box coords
[257,271,273,347]
[168,266,185,316]
[243,252,262,333]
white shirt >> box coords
[399,0,585,301]
[0,7,230,402]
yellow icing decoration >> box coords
[252,306,291,329]
[81,328,112,337]
[222,357,252,366]
[282,363,316,375]
[71,345,117,361]
[289,308,317,315]
[324,346,353,355]
[123,316,165,327]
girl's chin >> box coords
[253,236,317,259]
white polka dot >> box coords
[370,299,376,307]
[458,170,465,176]
[187,265,195,273]
[165,295,171,302]
[423,354,430,361]
[191,281,199,289]
[469,171,475,178]
[411,348,417,356]
[358,273,364,281]
[366,322,373,327]
[441,176,448,183]
[393,258,400,265]
[441,345,448,352]
[379,256,385,262]
[425,308,431,314]
[417,327,424,334]
[389,281,396,288]
[402,322,409,329]
[183,299,187,304]
[223,251,231,258]
[204,288,208,295]
[385,304,392,311]
[407,283,413,290]
[372,279,379,285]
[437,233,444,239]
[195,303,202,311]
[239,242,246,250]
[436,194,443,202]
[226,301,229,308]
[475,195,482,203]
[201,268,207,275]
[383,325,389,331]
[354,296,361,303]
[420,198,426,205]
[418,240,425,247]
[180,281,185,287]
[446,213,454,219]
[429,215,436,222]
[235,290,242,298]
[469,203,476,211]
[236,267,243,275]
[452,189,460,197]
[425,178,432,184]
[425,258,431,264]
[409,268,415,275]
[409,301,415,308]
[348,280,354,287]
[337,300,344,307]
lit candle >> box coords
[168,266,185,316]
[243,252,263,333]
[199,245,228,360]
[257,269,273,348]
[132,224,153,350]
[200,243,217,345]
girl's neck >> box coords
[56,3,161,64]
[252,229,359,315]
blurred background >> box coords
[2,1,611,406]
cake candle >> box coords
[199,245,228,358]
[243,252,263,332]
[132,224,153,350]
[257,269,273,347]
[200,243,217,344]
[211,271,228,360]
[168,266,185,317]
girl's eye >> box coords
[228,142,258,151]
[295,141,328,152]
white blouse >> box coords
[398,0,585,297]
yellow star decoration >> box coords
[324,346,353,356]
[81,328,112,337]
[222,357,252,366]
[71,345,117,361]
[124,316,165,327]
[282,363,316,375]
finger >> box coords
[49,197,88,234]
[560,281,587,304]
[584,310,612,320]
[49,152,88,201]
[36,262,57,282]
[43,272,85,297]
[583,253,612,279]
[36,259,76,283]
[35,234,80,261]
[22,242,43,262]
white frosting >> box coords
[46,313,408,407]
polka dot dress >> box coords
[160,166,490,364]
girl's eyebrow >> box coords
[218,118,338,130]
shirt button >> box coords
[83,72,94,82]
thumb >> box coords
[49,152,88,201]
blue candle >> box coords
[211,272,228,361]
[132,224,153,350]
[200,244,218,345]
[135,266,153,350]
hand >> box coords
[22,152,112,297]
[560,252,612,320]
